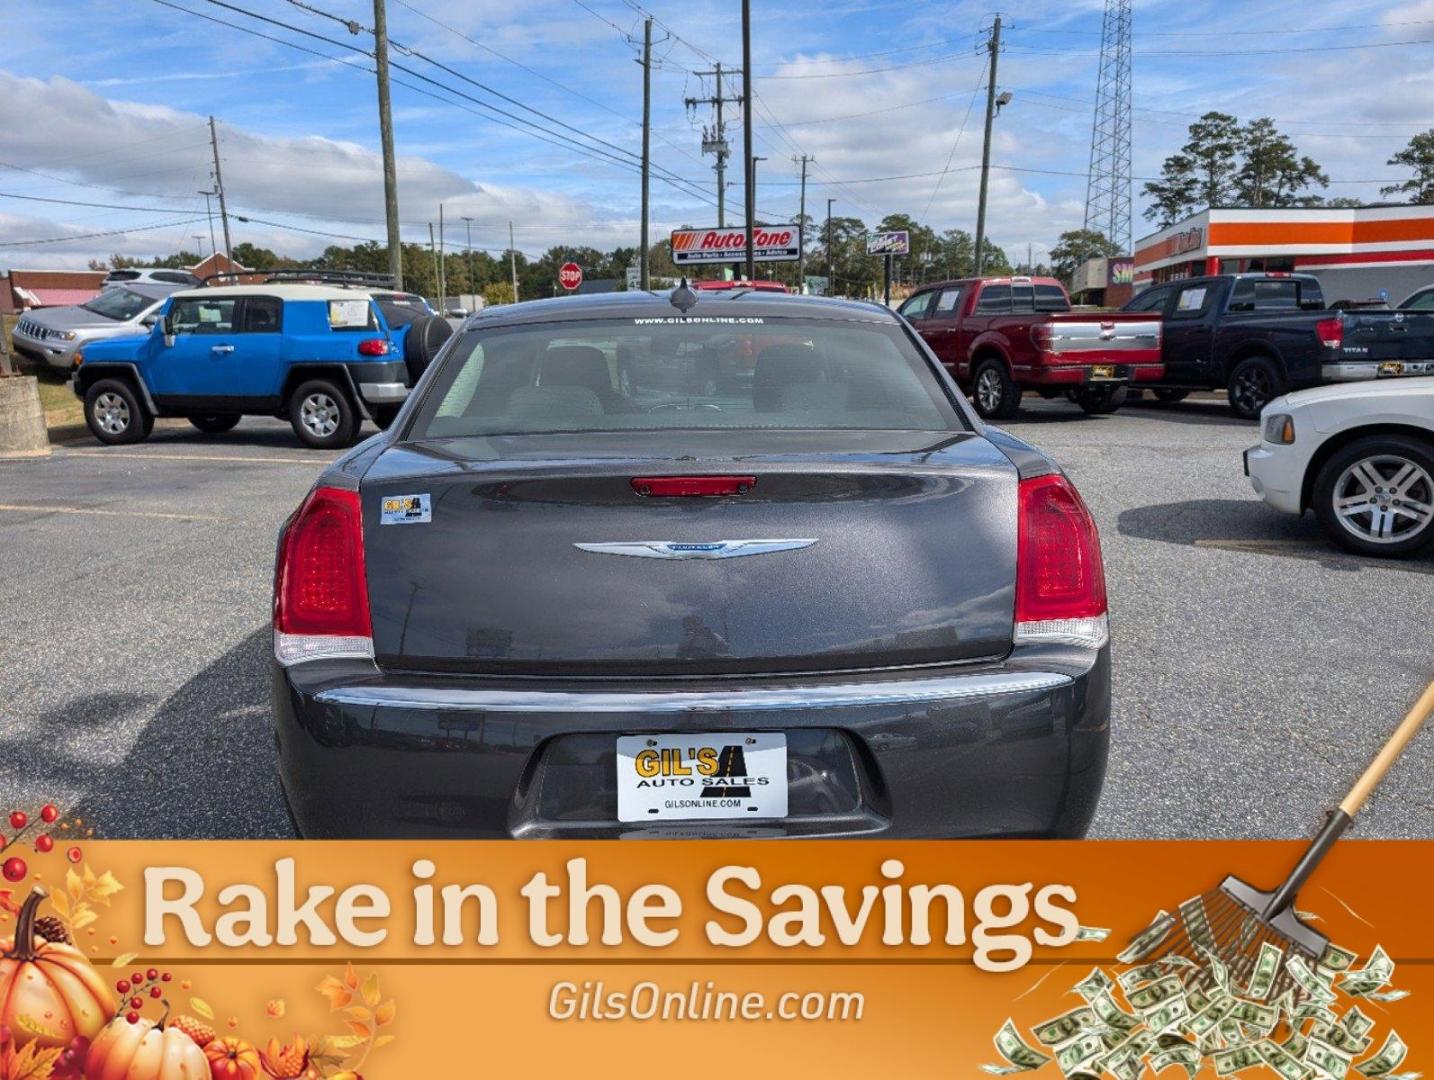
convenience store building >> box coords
[1133,205,1434,304]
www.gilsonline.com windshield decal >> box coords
[632,316,766,325]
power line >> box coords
[760,50,972,79]
[0,217,210,248]
[1003,33,1434,57]
[922,67,985,219]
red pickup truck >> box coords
[897,276,1164,418]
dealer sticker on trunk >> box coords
[380,493,431,525]
[616,733,788,822]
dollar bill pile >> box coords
[983,907,1416,1080]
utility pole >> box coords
[639,17,653,291]
[740,0,755,281]
[438,203,446,308]
[686,62,740,227]
[509,220,519,303]
[793,154,811,292]
[974,14,1002,276]
[826,197,835,294]
[428,222,439,301]
[198,190,217,263]
[207,117,233,259]
[373,0,404,288]
[462,216,475,305]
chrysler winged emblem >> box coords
[574,539,818,560]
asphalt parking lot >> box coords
[1,398,1431,840]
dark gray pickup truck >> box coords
[1122,273,1434,418]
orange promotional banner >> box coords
[0,839,1428,1078]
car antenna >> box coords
[669,276,698,313]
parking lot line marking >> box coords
[63,450,327,466]
[0,503,225,522]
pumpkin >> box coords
[204,1036,262,1080]
[0,887,115,1050]
[85,1012,209,1080]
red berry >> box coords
[146,968,159,981]
[66,846,83,864]
[129,997,143,1010]
[161,972,172,982]
[40,805,58,824]
[0,836,5,850]
[116,980,130,994]
[131,972,143,985]
[8,811,26,831]
[150,986,162,999]
[126,1012,140,1024]
[1,857,26,882]
[35,835,54,853]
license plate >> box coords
[1379,361,1404,376]
[1091,365,1116,379]
[616,733,788,822]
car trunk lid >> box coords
[358,430,1019,676]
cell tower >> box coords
[1083,0,1133,253]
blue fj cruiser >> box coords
[71,271,453,448]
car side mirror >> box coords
[141,314,158,328]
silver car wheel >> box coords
[976,368,1002,413]
[300,392,340,438]
[93,391,130,435]
[1332,454,1434,545]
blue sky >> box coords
[3,0,1433,270]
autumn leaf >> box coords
[2,1041,64,1080]
[373,1000,395,1027]
[87,869,124,905]
[342,963,359,990]
[344,1020,372,1040]
[65,869,83,905]
[189,997,215,1021]
[266,999,286,1019]
[45,892,68,920]
[320,1035,365,1053]
[0,890,19,917]
[342,1006,371,1025]
[71,908,98,931]
[360,973,381,1008]
[373,1034,396,1049]
[111,952,138,968]
[315,975,353,1011]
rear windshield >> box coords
[409,316,962,439]
[82,288,151,321]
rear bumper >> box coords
[1019,362,1165,387]
[272,643,1110,839]
[358,381,409,404]
[1321,360,1434,381]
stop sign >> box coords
[559,262,583,291]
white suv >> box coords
[102,268,201,288]
[1245,378,1434,557]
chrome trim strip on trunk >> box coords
[314,671,1072,714]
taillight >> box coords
[273,486,373,666]
[1014,473,1108,648]
[1316,317,1343,350]
[358,338,390,356]
[1030,324,1055,352]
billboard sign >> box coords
[867,230,910,256]
[670,225,802,264]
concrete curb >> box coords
[0,375,52,458]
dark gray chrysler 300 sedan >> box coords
[271,287,1110,838]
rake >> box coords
[1135,678,1434,1003]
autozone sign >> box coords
[670,225,801,264]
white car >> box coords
[1245,377,1434,557]
[102,268,201,288]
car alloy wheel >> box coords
[976,367,1003,413]
[300,392,341,438]
[1331,454,1434,545]
[1230,365,1273,416]
[92,391,130,435]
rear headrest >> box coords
[541,345,611,395]
[752,343,824,412]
